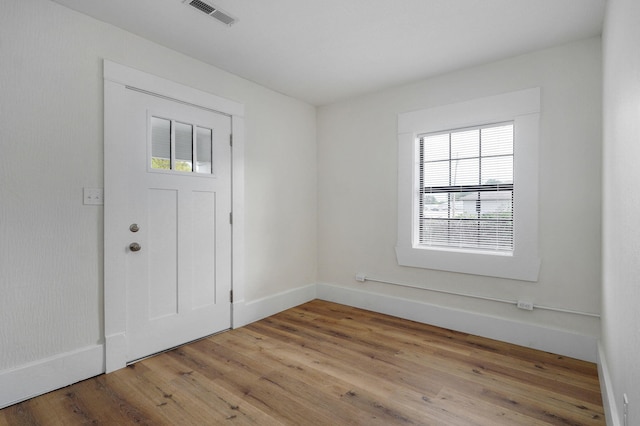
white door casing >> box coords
[104,61,245,372]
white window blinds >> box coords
[418,122,514,253]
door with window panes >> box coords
[117,87,232,362]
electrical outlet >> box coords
[83,188,104,205]
[355,273,366,282]
[517,300,534,311]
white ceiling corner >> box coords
[50,0,605,105]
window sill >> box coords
[415,244,513,257]
[395,245,540,282]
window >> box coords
[396,88,541,281]
[150,116,213,174]
[419,122,514,253]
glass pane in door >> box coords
[175,122,193,172]
[196,127,212,174]
[151,117,171,170]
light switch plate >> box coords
[83,188,104,205]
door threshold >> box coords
[126,328,232,366]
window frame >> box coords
[418,122,515,253]
[147,111,217,177]
[396,88,541,282]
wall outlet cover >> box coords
[517,300,534,311]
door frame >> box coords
[103,60,245,373]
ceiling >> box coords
[50,0,606,106]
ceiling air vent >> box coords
[184,0,237,26]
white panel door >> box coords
[110,86,232,362]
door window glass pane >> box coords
[196,127,212,174]
[174,122,193,172]
[151,117,171,170]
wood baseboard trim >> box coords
[0,344,104,410]
[317,283,598,363]
[232,283,316,328]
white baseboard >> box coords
[0,344,104,409]
[597,341,621,426]
[105,332,127,374]
[317,283,598,363]
[233,283,316,328]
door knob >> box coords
[129,242,141,252]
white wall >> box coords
[0,0,317,371]
[318,38,602,349]
[602,0,640,424]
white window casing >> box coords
[396,88,541,282]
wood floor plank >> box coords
[102,366,192,424]
[428,386,543,426]
[245,318,447,397]
[0,300,604,425]
[180,342,340,425]
[395,346,604,423]
[136,355,270,424]
[66,375,156,424]
[297,302,604,424]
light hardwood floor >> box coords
[0,300,604,425]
